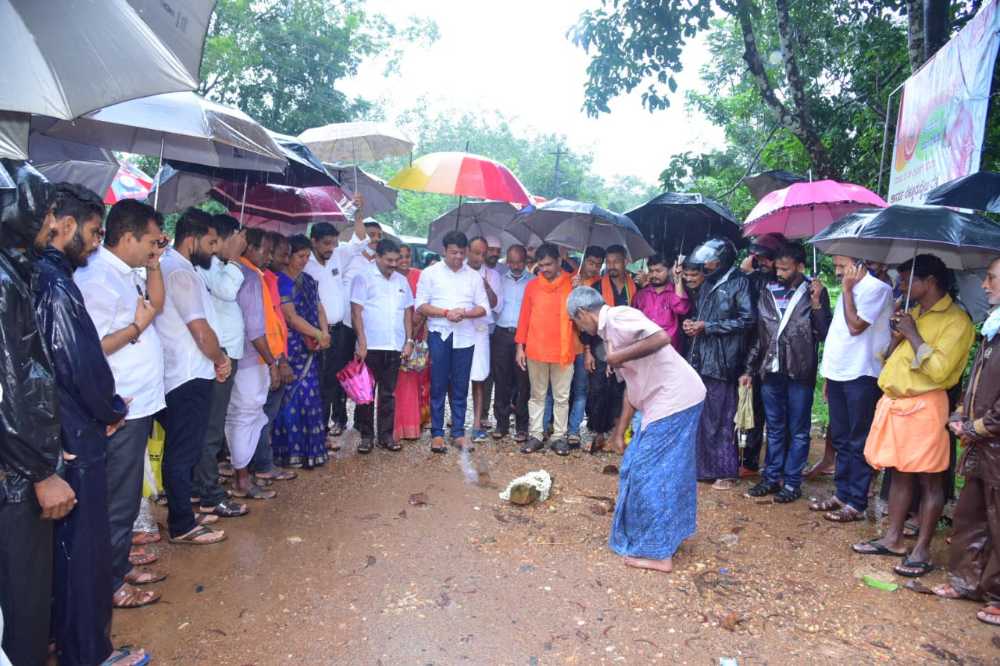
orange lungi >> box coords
[864,390,950,473]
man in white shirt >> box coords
[467,236,502,443]
[304,196,367,441]
[350,238,414,453]
[154,209,231,546]
[416,230,490,452]
[810,257,894,522]
[191,214,250,519]
[74,199,167,608]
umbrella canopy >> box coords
[324,163,397,216]
[743,180,887,239]
[0,112,28,160]
[741,170,807,201]
[147,163,217,213]
[29,134,119,196]
[924,172,1000,213]
[626,192,741,258]
[106,162,154,205]
[427,202,539,254]
[211,182,347,225]
[807,205,1000,270]
[40,92,287,173]
[388,152,531,206]
[1,0,213,119]
[0,161,14,190]
[298,121,413,163]
[518,198,654,259]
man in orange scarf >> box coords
[515,244,580,455]
[583,244,635,450]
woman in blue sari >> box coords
[272,235,331,468]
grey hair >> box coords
[567,286,605,318]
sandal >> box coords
[824,506,864,523]
[125,568,168,585]
[229,484,276,500]
[809,496,843,512]
[217,462,235,478]
[195,513,220,525]
[128,547,158,567]
[112,583,161,609]
[169,525,226,546]
[101,645,150,666]
[976,606,1000,627]
[380,440,402,452]
[329,423,344,437]
[198,499,249,518]
[513,432,528,444]
[131,531,160,546]
[893,558,935,578]
[255,469,297,482]
[931,583,964,599]
[430,437,448,454]
[903,519,919,538]
[851,539,907,557]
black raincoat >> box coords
[686,268,756,382]
[0,163,59,505]
[34,245,126,666]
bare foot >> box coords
[623,556,673,573]
[932,583,963,599]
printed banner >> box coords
[888,0,1000,204]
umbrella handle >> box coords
[903,244,918,311]
[238,174,248,227]
[152,136,164,211]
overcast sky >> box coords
[341,0,725,186]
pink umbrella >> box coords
[743,180,887,239]
[211,182,347,225]
[105,161,153,204]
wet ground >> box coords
[115,433,1000,665]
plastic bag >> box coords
[337,358,375,404]
[142,422,165,498]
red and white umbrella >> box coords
[104,161,154,204]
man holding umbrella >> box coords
[682,238,755,490]
[853,255,974,578]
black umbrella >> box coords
[625,192,743,259]
[741,170,807,201]
[518,197,654,259]
[923,172,1000,213]
[807,204,1000,270]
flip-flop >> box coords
[169,525,226,546]
[229,484,276,500]
[128,548,158,567]
[255,469,297,482]
[893,558,935,578]
[131,531,160,546]
[976,606,1000,627]
[125,568,168,585]
[112,584,161,609]
[101,646,151,665]
[851,539,907,557]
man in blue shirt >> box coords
[491,244,532,442]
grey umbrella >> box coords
[40,92,287,174]
[1,0,214,119]
[147,164,218,213]
[518,198,654,259]
[427,202,539,254]
[28,135,119,197]
[324,163,398,216]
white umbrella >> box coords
[299,121,413,163]
[40,92,288,209]
[0,0,214,120]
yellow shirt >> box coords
[878,294,975,399]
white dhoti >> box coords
[225,363,270,470]
[471,328,491,382]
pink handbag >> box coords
[336,358,375,405]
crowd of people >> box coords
[1,160,1000,665]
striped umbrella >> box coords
[388,152,531,206]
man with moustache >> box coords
[741,242,831,504]
[155,208,231,546]
[193,214,252,518]
[485,235,504,275]
[491,244,533,442]
[633,253,690,345]
[32,184,139,666]
[466,236,502,442]
[75,199,170,609]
